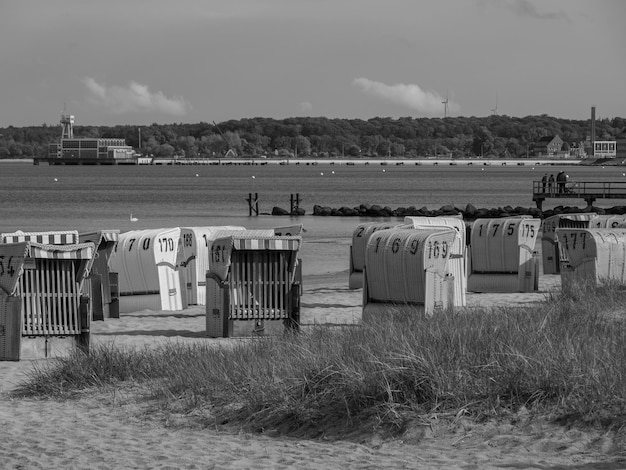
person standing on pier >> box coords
[556,171,567,193]
[541,173,548,193]
[548,174,555,194]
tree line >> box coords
[1,114,624,160]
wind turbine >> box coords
[491,93,499,115]
[442,91,449,118]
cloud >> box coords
[479,0,568,20]
[506,0,567,19]
[82,77,189,115]
[353,78,459,116]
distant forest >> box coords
[1,114,625,160]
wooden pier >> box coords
[533,181,626,209]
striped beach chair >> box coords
[205,233,302,337]
[79,230,120,320]
[0,240,94,360]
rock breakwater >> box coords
[275,203,626,220]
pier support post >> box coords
[247,193,259,216]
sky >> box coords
[1,0,625,127]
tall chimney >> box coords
[591,106,596,156]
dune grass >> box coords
[14,282,626,437]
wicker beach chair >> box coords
[557,227,626,293]
[361,227,457,321]
[205,233,303,337]
[0,240,94,360]
[466,217,540,293]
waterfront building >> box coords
[593,140,617,158]
[533,135,564,157]
[43,113,136,165]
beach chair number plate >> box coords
[372,236,449,259]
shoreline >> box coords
[3,157,584,167]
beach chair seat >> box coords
[362,227,457,321]
[0,241,93,360]
[79,230,120,320]
[177,226,296,306]
[404,216,467,307]
[205,233,302,337]
[467,217,540,293]
[542,214,626,275]
[556,228,626,292]
[541,213,597,275]
[109,228,185,313]
[177,226,247,306]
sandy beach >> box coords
[1,272,624,469]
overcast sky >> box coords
[1,0,624,127]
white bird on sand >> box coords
[54,178,58,182]
[130,213,138,222]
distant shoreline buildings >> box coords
[39,113,137,165]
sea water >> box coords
[0,161,623,278]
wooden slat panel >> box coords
[45,260,55,334]
[56,261,64,334]
[219,248,298,322]
[266,251,272,319]
[250,252,255,318]
[14,258,83,337]
[22,269,30,334]
[230,252,239,319]
[262,252,267,318]
[27,267,36,334]
[40,262,48,334]
[34,261,43,333]
[70,262,79,333]
[18,278,27,335]
[246,251,252,318]
[45,261,53,334]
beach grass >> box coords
[14,281,626,437]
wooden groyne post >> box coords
[290,193,301,214]
[247,193,259,216]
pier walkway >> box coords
[533,181,626,209]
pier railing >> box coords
[533,181,626,209]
